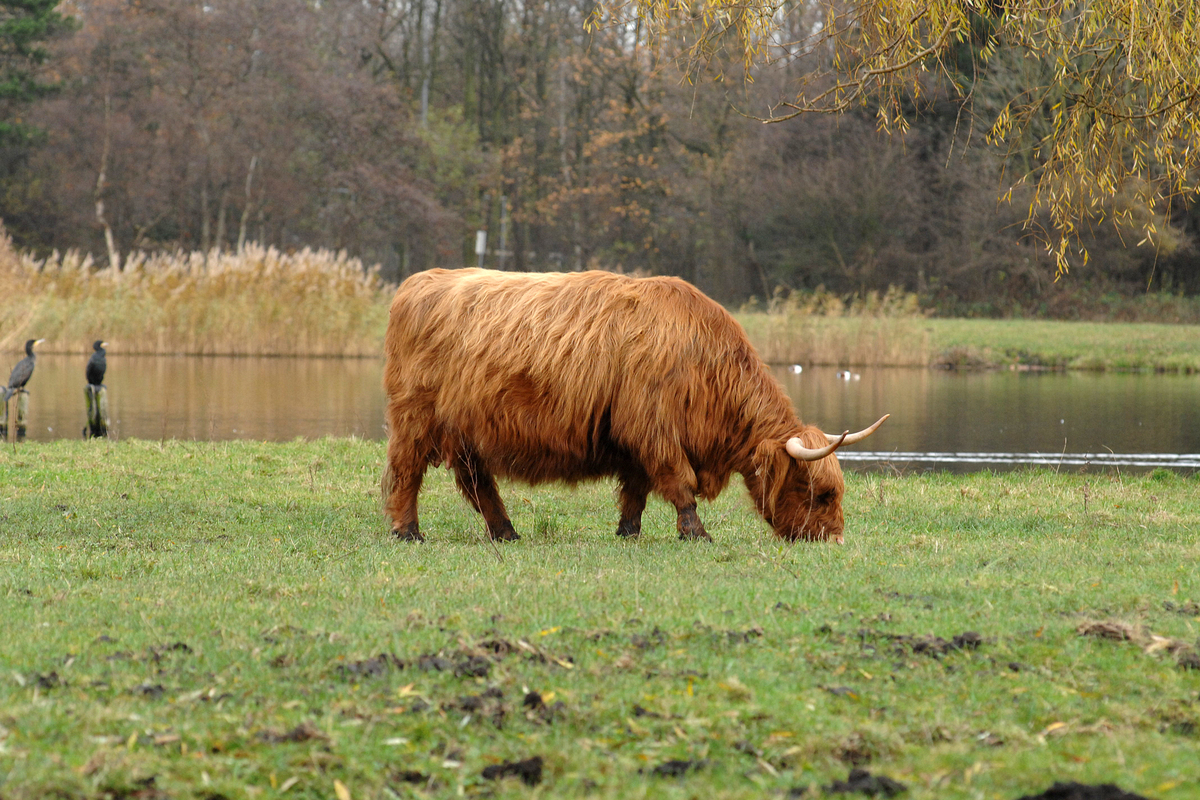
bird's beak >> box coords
[101,341,108,348]
[36,338,45,345]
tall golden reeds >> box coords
[735,286,931,366]
[0,230,390,356]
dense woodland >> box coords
[1,0,1198,314]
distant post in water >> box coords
[85,385,109,438]
[15,390,29,441]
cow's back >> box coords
[384,268,778,484]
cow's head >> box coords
[746,415,888,543]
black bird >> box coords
[4,338,44,402]
[87,340,108,386]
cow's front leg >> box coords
[650,461,712,542]
[453,452,519,541]
[674,504,712,541]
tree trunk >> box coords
[215,184,229,255]
[94,81,121,272]
[238,155,258,251]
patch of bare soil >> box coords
[1162,600,1200,616]
[646,759,708,778]
[337,653,405,679]
[1014,782,1149,800]
[858,629,983,657]
[480,755,543,786]
[1077,619,1200,670]
[821,768,907,797]
[255,721,325,744]
[444,687,507,727]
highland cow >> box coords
[382,269,887,543]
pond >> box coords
[5,354,1200,472]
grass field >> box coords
[2,439,1199,799]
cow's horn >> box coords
[824,414,889,446]
[786,431,847,461]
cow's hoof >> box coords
[489,522,520,542]
[677,507,712,541]
[393,522,424,542]
[615,519,641,539]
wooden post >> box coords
[15,389,29,440]
[0,393,8,439]
[85,384,109,438]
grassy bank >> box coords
[735,314,1200,372]
[2,439,1199,799]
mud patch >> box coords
[99,775,167,800]
[144,642,193,662]
[390,770,437,791]
[1077,618,1199,670]
[647,759,707,778]
[1162,600,1200,616]
[824,768,907,797]
[631,627,668,650]
[337,653,405,679]
[523,690,565,723]
[35,671,64,690]
[862,629,982,657]
[1014,782,1149,800]
[480,756,543,786]
[256,721,325,744]
[445,687,506,726]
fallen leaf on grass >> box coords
[333,779,351,800]
[718,676,753,702]
[1040,721,1069,737]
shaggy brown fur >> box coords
[383,268,855,543]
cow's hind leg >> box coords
[383,441,428,542]
[453,452,519,542]
[616,467,652,539]
[383,401,434,542]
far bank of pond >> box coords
[7,312,1200,373]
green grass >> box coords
[735,314,1200,372]
[2,439,1199,799]
[922,319,1200,372]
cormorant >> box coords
[87,340,108,386]
[3,338,44,403]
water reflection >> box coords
[6,354,385,442]
[4,354,1199,471]
[776,366,1200,458]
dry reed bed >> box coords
[0,233,390,357]
[735,287,931,367]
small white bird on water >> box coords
[787,364,803,374]
[836,370,861,381]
